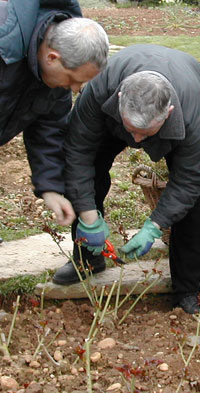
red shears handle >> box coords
[102,240,126,265]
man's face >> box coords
[40,59,99,93]
[122,117,165,143]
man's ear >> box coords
[167,104,174,118]
[118,91,121,98]
[47,49,60,64]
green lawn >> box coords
[109,35,200,61]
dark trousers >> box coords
[165,152,200,302]
[71,134,127,240]
[169,198,200,302]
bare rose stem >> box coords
[88,281,117,342]
[109,252,164,322]
[70,253,96,307]
[0,295,20,357]
[119,275,161,325]
[0,331,10,357]
[85,338,92,393]
[114,265,124,320]
[6,295,20,347]
[175,313,200,393]
[72,282,116,372]
[84,282,117,393]
[40,272,49,320]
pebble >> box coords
[97,337,116,349]
[106,382,122,391]
[57,340,67,346]
[90,352,101,362]
[53,350,63,361]
[169,314,177,320]
[71,366,78,375]
[25,381,42,393]
[159,363,169,371]
[0,375,19,391]
[29,360,40,368]
[24,354,33,363]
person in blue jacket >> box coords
[0,0,109,243]
[53,44,200,315]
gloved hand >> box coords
[120,218,163,259]
[76,211,110,255]
[42,192,76,226]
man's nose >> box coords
[71,82,83,93]
[132,132,143,143]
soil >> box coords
[1,5,200,393]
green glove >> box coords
[120,218,163,259]
[76,211,110,255]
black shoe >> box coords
[175,294,200,314]
[53,244,106,285]
[0,237,3,244]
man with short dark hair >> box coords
[0,0,109,239]
[54,44,200,315]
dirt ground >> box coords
[1,5,200,393]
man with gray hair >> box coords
[0,0,109,243]
[54,44,200,315]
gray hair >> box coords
[45,17,109,71]
[119,72,171,128]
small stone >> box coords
[57,340,67,346]
[71,366,78,375]
[93,382,101,390]
[90,352,101,363]
[29,360,40,368]
[54,350,63,361]
[97,337,116,349]
[106,382,122,391]
[169,314,177,320]
[159,363,169,371]
[0,375,19,391]
[25,381,42,393]
[24,354,33,363]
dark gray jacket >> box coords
[0,0,82,196]
[64,44,200,228]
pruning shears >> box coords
[102,239,126,266]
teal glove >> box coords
[76,211,110,255]
[120,218,163,259]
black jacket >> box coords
[64,44,200,228]
[0,0,82,196]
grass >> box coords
[109,35,200,61]
[0,272,54,297]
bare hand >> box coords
[42,192,76,226]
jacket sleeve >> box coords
[151,126,200,228]
[63,83,106,212]
[23,90,72,197]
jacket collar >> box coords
[101,72,185,141]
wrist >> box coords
[79,210,99,225]
[151,221,161,230]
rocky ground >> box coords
[1,4,200,393]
